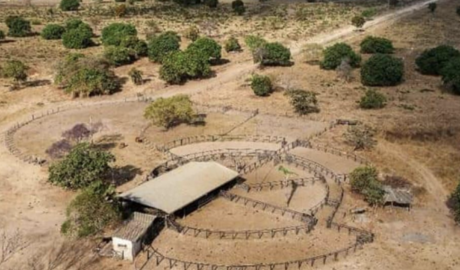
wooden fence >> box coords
[236,177,323,192]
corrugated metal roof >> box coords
[120,162,239,214]
[383,186,413,205]
[113,212,157,242]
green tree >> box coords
[148,31,181,63]
[159,50,211,84]
[120,36,148,58]
[360,36,394,54]
[48,143,115,190]
[65,18,87,31]
[415,45,460,75]
[251,74,273,96]
[255,42,291,66]
[225,37,241,52]
[232,0,246,15]
[359,88,387,109]
[62,23,93,49]
[104,46,134,66]
[1,60,29,84]
[60,0,80,11]
[320,43,361,70]
[440,58,460,95]
[187,36,222,61]
[61,181,121,238]
[144,95,196,129]
[351,15,366,29]
[349,166,384,205]
[101,23,137,46]
[129,68,143,85]
[41,24,66,40]
[285,89,319,115]
[361,54,404,86]
[344,124,376,150]
[244,35,267,52]
[183,26,200,41]
[5,16,31,37]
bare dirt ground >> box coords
[1,0,460,269]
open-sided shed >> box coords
[119,161,240,214]
[383,186,413,209]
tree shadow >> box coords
[210,58,230,66]
[108,165,143,186]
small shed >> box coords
[383,186,413,209]
[120,161,240,214]
[112,212,157,261]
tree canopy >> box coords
[144,95,196,129]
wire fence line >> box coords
[236,177,323,192]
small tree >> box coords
[101,23,137,46]
[41,24,66,40]
[148,31,181,63]
[119,36,148,58]
[251,74,273,97]
[440,58,460,95]
[183,26,200,41]
[232,0,246,15]
[1,60,29,86]
[144,95,196,129]
[225,37,241,52]
[428,2,437,13]
[60,0,80,11]
[104,46,134,66]
[361,54,404,86]
[359,89,387,109]
[129,68,143,85]
[187,36,222,61]
[62,24,94,49]
[351,15,366,30]
[255,42,291,66]
[5,16,31,37]
[350,166,384,205]
[159,50,211,84]
[48,142,115,189]
[448,181,460,224]
[320,43,361,70]
[415,45,460,75]
[344,124,376,150]
[360,36,394,54]
[285,89,319,115]
[244,35,267,52]
[65,18,87,31]
[61,181,121,238]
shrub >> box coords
[187,37,222,61]
[251,74,273,96]
[361,54,404,86]
[285,89,319,115]
[359,89,387,109]
[129,68,143,85]
[232,0,246,15]
[361,8,377,19]
[351,15,366,29]
[0,30,4,40]
[415,45,460,75]
[225,37,241,52]
[320,43,361,70]
[204,0,218,8]
[61,181,121,238]
[55,54,120,97]
[448,181,460,224]
[60,0,80,11]
[148,31,181,63]
[5,16,31,37]
[104,46,134,66]
[48,143,115,189]
[1,60,29,83]
[144,95,196,129]
[101,23,137,46]
[114,4,127,17]
[159,50,211,84]
[344,124,376,150]
[120,36,148,58]
[41,24,65,40]
[183,26,200,41]
[244,35,267,52]
[65,18,86,31]
[428,2,437,13]
[349,166,384,205]
[62,24,93,49]
[440,58,460,95]
[360,36,394,54]
[255,42,291,66]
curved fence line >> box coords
[236,177,322,192]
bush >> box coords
[120,36,148,58]
[65,18,86,31]
[60,0,80,11]
[428,2,437,13]
[251,74,273,96]
[159,50,211,84]
[144,95,196,129]
[440,58,460,95]
[5,16,31,37]
[55,53,120,97]
[62,24,93,49]
[1,60,29,83]
[285,89,319,115]
[48,143,115,189]
[320,43,361,70]
[104,46,134,66]
[415,45,460,75]
[448,181,460,224]
[360,36,394,54]
[61,181,121,238]
[225,37,241,52]
[351,15,366,29]
[41,24,66,40]
[359,89,387,109]
[204,0,218,8]
[344,124,376,150]
[361,8,377,19]
[148,31,181,63]
[114,4,127,17]
[183,26,200,41]
[244,35,267,52]
[187,37,222,61]
[255,42,291,66]
[101,23,137,46]
[361,54,404,86]
[232,0,246,15]
[349,166,384,205]
[129,68,143,85]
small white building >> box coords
[112,212,157,261]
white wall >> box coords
[112,237,142,261]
